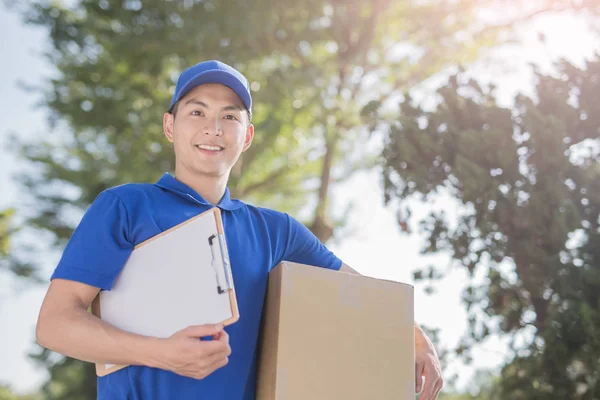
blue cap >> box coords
[169,60,252,118]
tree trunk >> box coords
[309,133,338,243]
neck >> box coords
[174,169,229,205]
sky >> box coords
[0,3,599,395]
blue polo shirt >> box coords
[50,172,342,400]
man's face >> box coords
[163,83,254,180]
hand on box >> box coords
[158,324,231,380]
[415,325,443,399]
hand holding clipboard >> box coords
[91,207,239,376]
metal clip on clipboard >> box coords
[208,234,233,294]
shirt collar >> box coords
[154,172,245,211]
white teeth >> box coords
[196,144,223,151]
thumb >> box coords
[178,324,223,338]
[415,362,424,393]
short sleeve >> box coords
[279,214,342,271]
[50,190,134,290]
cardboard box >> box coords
[256,261,415,400]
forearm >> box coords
[37,306,165,368]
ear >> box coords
[242,124,254,152]
[163,112,175,143]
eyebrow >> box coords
[184,99,243,113]
[184,99,209,108]
[221,105,244,113]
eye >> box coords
[224,114,238,121]
[191,110,204,116]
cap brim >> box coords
[173,70,251,111]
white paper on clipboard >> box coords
[91,207,239,376]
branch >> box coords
[338,0,391,96]
[240,88,323,176]
[332,155,379,184]
[378,50,442,108]
[475,1,593,35]
[316,134,338,211]
[237,165,291,197]
[343,0,391,64]
[376,1,594,109]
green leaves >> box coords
[8,0,599,397]
[29,346,97,400]
[0,384,42,400]
[11,0,504,250]
[0,208,14,258]
[382,57,600,398]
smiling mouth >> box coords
[195,144,224,152]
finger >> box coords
[420,371,440,400]
[415,362,425,393]
[193,355,229,380]
[427,380,441,400]
[433,377,444,398]
[419,382,432,400]
[213,329,230,344]
[199,339,231,358]
[419,372,435,400]
[203,349,230,370]
[180,324,223,338]
[208,354,229,373]
[207,331,230,351]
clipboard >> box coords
[90,207,239,376]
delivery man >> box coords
[35,60,443,399]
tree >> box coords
[436,368,501,399]
[28,349,96,400]
[10,0,572,252]
[380,56,600,398]
[0,208,35,279]
[0,209,13,258]
[0,384,42,400]
[10,1,496,396]
[6,0,599,397]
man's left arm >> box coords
[340,263,444,400]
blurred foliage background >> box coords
[1,0,599,398]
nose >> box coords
[203,116,222,136]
